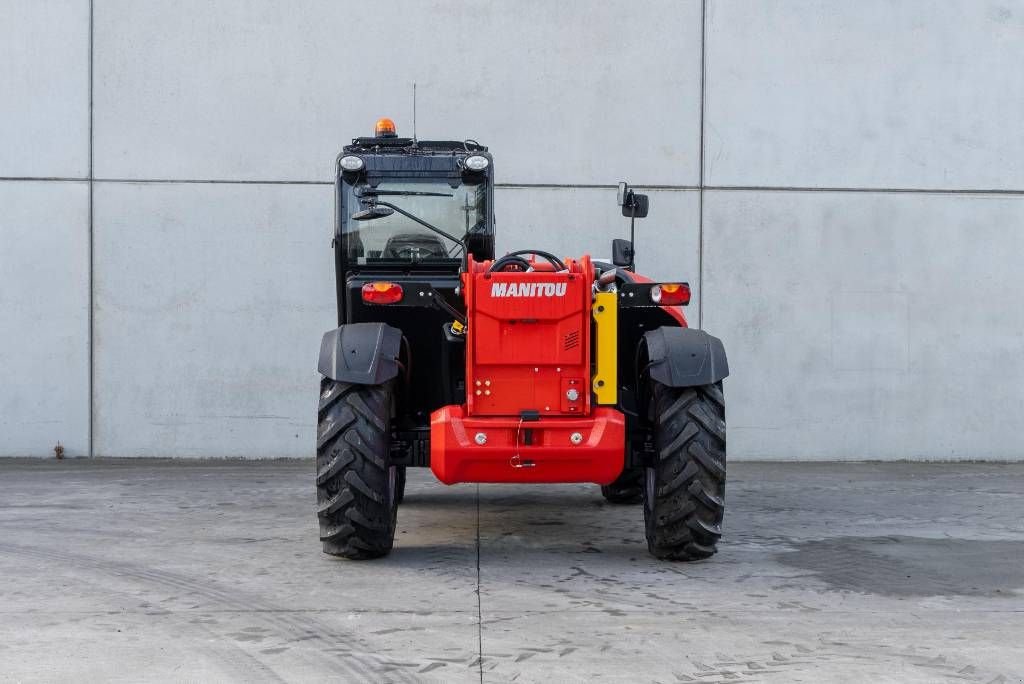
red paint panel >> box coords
[430,405,626,485]
[465,257,594,417]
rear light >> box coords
[361,281,403,304]
[650,283,690,306]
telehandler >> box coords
[317,119,729,561]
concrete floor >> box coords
[0,461,1022,683]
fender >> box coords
[643,327,729,387]
[318,322,401,385]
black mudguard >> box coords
[643,327,729,387]
[318,322,402,385]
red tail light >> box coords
[650,283,690,306]
[361,281,403,304]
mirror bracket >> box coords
[614,181,651,272]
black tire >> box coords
[316,378,398,559]
[644,381,726,561]
[601,467,643,504]
[395,466,407,505]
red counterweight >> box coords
[466,256,592,417]
[430,405,626,485]
[429,255,626,484]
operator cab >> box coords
[335,118,494,281]
[333,118,496,413]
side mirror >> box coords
[612,239,634,267]
[614,181,646,271]
[622,193,649,218]
[351,205,395,221]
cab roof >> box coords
[344,138,488,155]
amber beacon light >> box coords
[375,117,397,137]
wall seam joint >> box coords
[88,0,95,458]
[697,0,707,330]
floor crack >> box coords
[475,484,483,683]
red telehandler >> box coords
[317,119,729,561]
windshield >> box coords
[342,179,487,263]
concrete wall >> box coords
[2,0,1022,459]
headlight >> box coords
[340,155,364,172]
[464,155,489,172]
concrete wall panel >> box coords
[702,190,1024,460]
[704,1,1024,190]
[93,182,334,457]
[4,1,1023,461]
[0,0,90,178]
[496,187,701,322]
[91,183,697,457]
[93,0,701,185]
[0,181,90,456]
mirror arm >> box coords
[627,202,636,272]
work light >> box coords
[464,155,489,172]
[339,155,364,172]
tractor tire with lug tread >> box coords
[395,466,407,505]
[601,467,644,504]
[316,378,399,560]
[644,381,726,561]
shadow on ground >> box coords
[778,535,1024,597]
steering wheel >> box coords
[392,246,422,260]
[488,250,567,273]
[490,256,531,272]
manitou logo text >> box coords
[490,282,567,297]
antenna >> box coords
[412,82,417,144]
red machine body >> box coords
[431,405,625,484]
[430,256,626,484]
[466,256,593,417]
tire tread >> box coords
[644,382,726,561]
[316,378,397,560]
[601,467,644,504]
